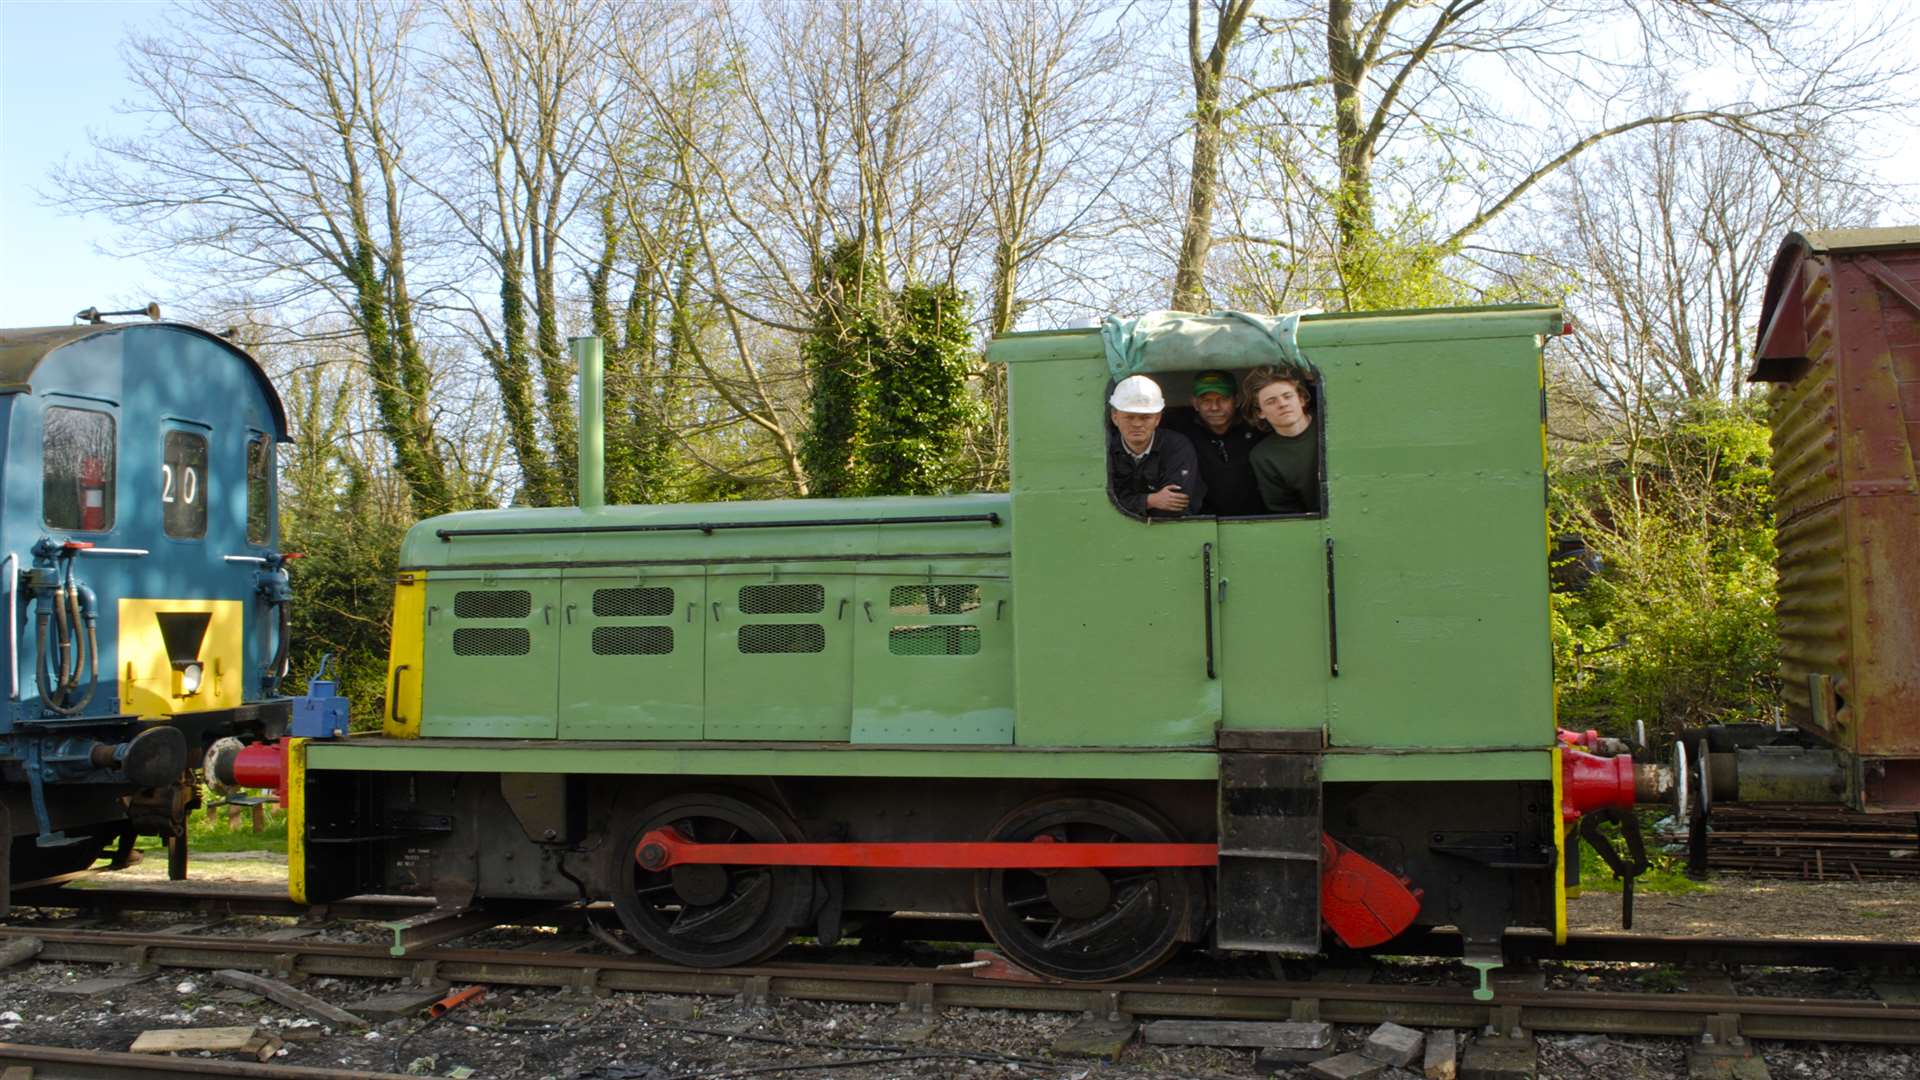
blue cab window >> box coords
[162,430,209,540]
[43,406,116,532]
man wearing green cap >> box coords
[1166,370,1265,516]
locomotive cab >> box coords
[0,316,293,904]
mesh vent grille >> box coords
[888,584,981,614]
[888,624,981,656]
[738,624,826,654]
[739,583,825,614]
[453,590,531,620]
[593,586,674,617]
[593,625,673,656]
[452,627,531,656]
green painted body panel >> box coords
[308,737,1218,779]
[850,564,1014,744]
[704,563,855,741]
[557,569,704,740]
[422,570,560,738]
[1007,349,1221,747]
[1218,518,1327,729]
[387,306,1558,782]
[304,737,1544,783]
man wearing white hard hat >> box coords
[1107,374,1205,518]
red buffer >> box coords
[1561,747,1636,822]
[214,740,289,808]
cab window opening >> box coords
[246,433,274,546]
[1105,366,1325,523]
[162,429,210,540]
[43,406,117,533]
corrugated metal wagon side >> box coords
[1754,228,1920,810]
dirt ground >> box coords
[7,858,1917,1079]
[1566,877,1920,939]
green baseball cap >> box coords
[1192,371,1235,398]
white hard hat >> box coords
[1108,375,1165,414]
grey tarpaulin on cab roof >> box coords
[1100,310,1317,380]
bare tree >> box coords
[1493,120,1876,548]
[1205,1,1907,309]
[431,0,615,505]
[1171,0,1257,311]
[55,0,469,513]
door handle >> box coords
[389,664,410,726]
[1324,538,1340,678]
[838,598,849,621]
[687,602,696,624]
[565,603,576,625]
[543,604,553,625]
[862,600,874,623]
[712,601,721,622]
[1201,542,1216,680]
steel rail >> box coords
[2,927,1916,1046]
[16,884,1920,974]
[0,1041,413,1079]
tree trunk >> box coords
[1327,0,1373,294]
[1172,0,1253,312]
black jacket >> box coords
[1165,409,1266,516]
[1108,427,1206,518]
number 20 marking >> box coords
[161,464,199,505]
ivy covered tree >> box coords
[801,242,982,498]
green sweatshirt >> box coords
[1249,425,1320,514]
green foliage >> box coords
[801,242,984,497]
[1336,208,1470,312]
[1552,398,1779,740]
[1575,813,1708,896]
[590,192,685,506]
[276,364,408,730]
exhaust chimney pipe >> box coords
[570,336,605,511]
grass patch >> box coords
[134,801,288,856]
[1576,813,1709,896]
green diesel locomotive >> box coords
[256,305,1645,989]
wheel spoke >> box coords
[974,796,1194,982]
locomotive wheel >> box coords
[607,792,810,968]
[973,795,1200,982]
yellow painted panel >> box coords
[117,598,243,718]
[1551,745,1567,945]
[383,574,426,738]
[286,737,308,904]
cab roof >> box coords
[0,321,290,438]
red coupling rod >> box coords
[635,827,1217,871]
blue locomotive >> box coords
[0,310,292,907]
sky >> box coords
[0,1,169,328]
[2,1,1918,331]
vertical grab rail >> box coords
[1324,538,1340,677]
[3,552,15,699]
[1201,543,1216,679]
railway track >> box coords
[1,923,1916,1049]
[16,883,1920,975]
[0,1041,415,1079]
